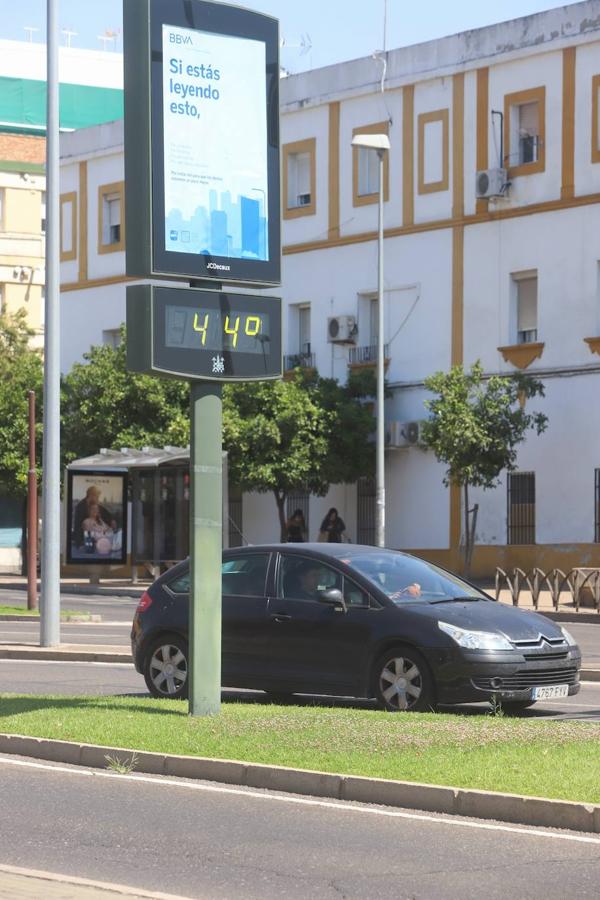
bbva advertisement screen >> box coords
[162,24,269,263]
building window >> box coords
[592,75,600,165]
[60,192,77,262]
[40,286,45,327]
[40,190,46,233]
[357,476,375,545]
[507,472,535,545]
[102,328,121,349]
[283,139,316,219]
[595,469,600,543]
[286,491,309,539]
[512,272,538,344]
[352,121,389,207]
[228,485,244,549]
[504,87,546,176]
[298,304,311,355]
[0,188,4,230]
[98,182,125,253]
[417,109,449,194]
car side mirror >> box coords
[318,588,347,613]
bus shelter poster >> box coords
[162,24,269,262]
[66,471,127,565]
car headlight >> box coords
[560,626,578,647]
[438,620,514,651]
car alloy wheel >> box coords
[144,634,189,700]
[375,646,434,712]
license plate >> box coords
[532,684,569,700]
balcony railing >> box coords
[284,351,316,370]
[348,344,390,365]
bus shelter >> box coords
[66,447,230,578]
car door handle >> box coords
[270,614,292,623]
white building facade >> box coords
[60,1,600,575]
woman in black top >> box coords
[319,507,346,543]
[286,509,307,542]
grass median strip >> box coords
[1,694,599,803]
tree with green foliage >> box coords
[61,325,190,464]
[62,330,376,541]
[0,310,43,497]
[421,361,547,574]
[223,369,375,540]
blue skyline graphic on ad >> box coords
[165,189,268,260]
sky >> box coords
[1,0,585,73]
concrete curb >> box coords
[0,732,598,834]
[0,583,143,599]
[581,668,600,682]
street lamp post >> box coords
[351,133,390,548]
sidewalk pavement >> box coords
[0,863,187,899]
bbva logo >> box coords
[169,33,192,44]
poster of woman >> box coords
[66,470,128,565]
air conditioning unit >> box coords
[297,193,311,206]
[387,420,422,449]
[475,168,508,199]
[327,315,357,343]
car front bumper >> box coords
[430,648,582,705]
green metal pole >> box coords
[189,381,222,716]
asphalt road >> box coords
[0,589,598,661]
[1,754,600,900]
[1,659,599,719]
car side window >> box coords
[279,555,341,602]
[167,554,270,597]
[343,576,370,608]
[222,554,270,597]
[168,572,190,594]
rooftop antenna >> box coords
[24,26,40,43]
[97,30,116,51]
[279,33,312,73]
[62,28,78,47]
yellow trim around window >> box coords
[592,75,600,164]
[97,181,125,255]
[417,108,449,195]
[282,138,316,220]
[59,191,77,262]
[352,121,390,208]
[504,86,546,177]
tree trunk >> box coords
[274,491,287,542]
[463,482,471,578]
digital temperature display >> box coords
[165,305,271,355]
[126,284,282,382]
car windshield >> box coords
[333,550,487,604]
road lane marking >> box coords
[0,756,599,845]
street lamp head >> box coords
[351,133,390,152]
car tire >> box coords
[143,633,189,700]
[373,645,436,713]
[502,699,537,713]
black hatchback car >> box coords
[131,544,581,712]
